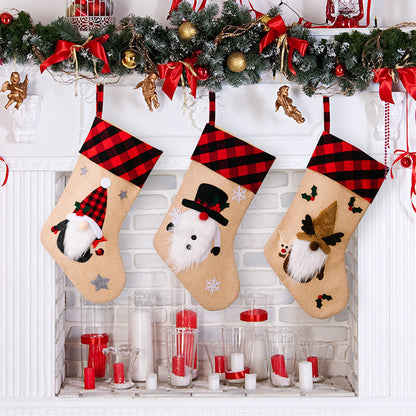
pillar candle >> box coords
[307,356,319,378]
[128,309,154,382]
[230,352,245,372]
[245,373,257,391]
[208,373,220,391]
[145,372,158,390]
[271,354,287,377]
[113,362,125,384]
[299,360,313,391]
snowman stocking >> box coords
[264,97,388,319]
[153,92,275,311]
[41,85,162,303]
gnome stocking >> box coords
[153,92,275,311]
[264,97,388,319]
[41,85,162,303]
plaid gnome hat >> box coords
[67,177,110,239]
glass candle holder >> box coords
[266,327,296,387]
[204,341,226,383]
[128,292,155,382]
[221,327,254,385]
[296,341,332,382]
[240,292,271,381]
[80,297,113,380]
[104,344,139,389]
[165,327,199,388]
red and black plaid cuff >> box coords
[191,123,276,194]
[307,132,388,203]
[80,117,163,188]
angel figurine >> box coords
[275,85,305,124]
[1,72,29,110]
[134,73,160,112]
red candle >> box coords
[172,355,186,377]
[176,310,197,370]
[307,356,319,378]
[113,363,125,384]
[84,367,95,390]
[81,333,109,378]
[215,355,225,374]
[271,354,287,377]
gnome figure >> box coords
[51,177,110,262]
[283,201,344,283]
[166,183,229,272]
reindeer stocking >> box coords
[264,97,388,319]
[153,92,275,311]
[41,85,162,303]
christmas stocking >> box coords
[264,97,388,319]
[153,92,275,311]
[41,85,162,303]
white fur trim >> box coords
[101,177,111,189]
[168,209,218,272]
[286,238,327,283]
[66,213,103,239]
[63,216,97,261]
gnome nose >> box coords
[310,241,320,251]
[78,220,90,232]
[199,212,209,221]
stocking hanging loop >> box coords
[209,91,216,126]
[96,84,104,118]
[323,96,330,133]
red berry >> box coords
[318,295,323,300]
[199,211,209,221]
[310,196,315,201]
[349,206,353,211]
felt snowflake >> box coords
[169,207,181,223]
[206,278,221,294]
[232,186,247,203]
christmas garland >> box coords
[1,1,416,98]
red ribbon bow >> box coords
[391,149,416,213]
[373,67,416,104]
[158,55,198,100]
[39,35,111,74]
[259,15,309,75]
[0,156,9,186]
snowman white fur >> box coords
[168,209,221,272]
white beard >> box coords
[168,209,219,272]
[63,217,96,261]
[286,238,327,283]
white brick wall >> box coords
[61,170,358,389]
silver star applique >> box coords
[118,190,128,200]
[90,274,110,291]
[80,166,88,176]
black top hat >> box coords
[182,183,229,226]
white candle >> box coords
[145,373,157,391]
[251,337,268,379]
[208,373,220,391]
[245,373,257,391]
[299,361,313,391]
[230,352,245,372]
[157,365,169,383]
[128,309,154,382]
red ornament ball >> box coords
[196,65,210,81]
[401,156,412,168]
[334,62,346,77]
[0,12,13,25]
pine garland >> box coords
[1,2,416,97]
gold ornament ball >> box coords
[227,52,247,73]
[178,21,198,41]
[121,49,138,69]
[259,14,272,31]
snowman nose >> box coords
[281,248,286,253]
[199,212,209,221]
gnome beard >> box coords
[284,238,328,284]
[63,217,97,261]
[168,209,220,273]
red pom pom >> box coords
[196,66,210,81]
[0,12,13,26]
[401,156,412,168]
[334,63,346,77]
[95,248,104,256]
[199,211,209,221]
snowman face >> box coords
[168,209,219,272]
